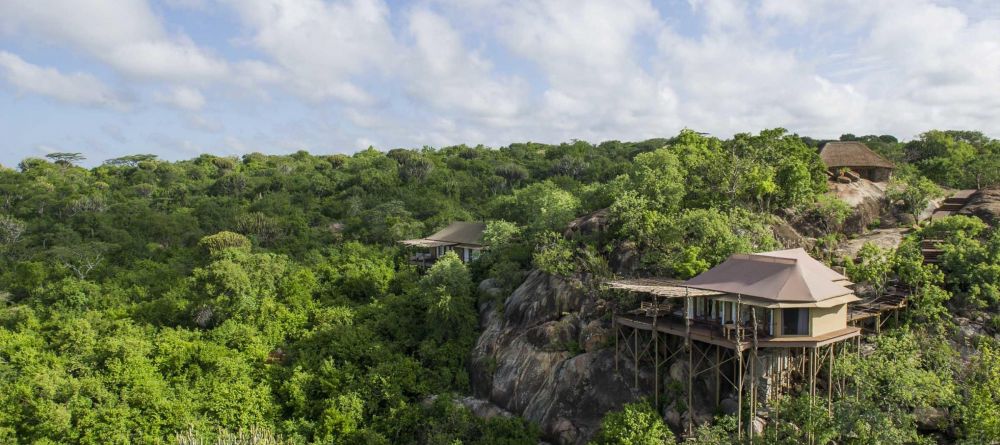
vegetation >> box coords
[1,128,1000,443]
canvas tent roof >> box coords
[401,221,485,247]
[683,248,854,303]
[819,141,895,169]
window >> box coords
[782,308,809,336]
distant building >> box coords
[400,221,486,266]
[819,141,895,182]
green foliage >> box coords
[496,181,580,234]
[845,242,893,297]
[532,231,576,277]
[919,214,987,240]
[483,220,520,249]
[886,169,943,221]
[591,402,673,445]
[199,231,252,256]
[613,148,686,213]
[960,343,1000,444]
[837,328,956,412]
[906,130,1000,189]
[928,224,1000,310]
[797,194,852,236]
[1,129,996,444]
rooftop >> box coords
[400,221,486,247]
[607,248,858,305]
[819,141,895,169]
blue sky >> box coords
[1,0,999,167]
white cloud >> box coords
[2,0,1000,167]
[404,8,527,122]
[437,0,679,142]
[0,51,126,108]
[156,86,206,111]
[225,0,398,104]
[0,0,230,83]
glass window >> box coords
[782,308,810,336]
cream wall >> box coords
[810,304,847,336]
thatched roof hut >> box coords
[819,141,895,182]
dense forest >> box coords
[1,129,999,444]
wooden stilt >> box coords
[686,292,693,436]
[736,349,743,441]
[749,308,758,440]
[714,345,721,406]
[614,319,619,373]
[634,328,639,389]
[828,345,834,413]
[654,296,660,410]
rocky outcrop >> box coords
[828,179,889,234]
[959,187,1000,225]
[470,271,640,444]
[564,208,610,239]
[771,217,814,250]
[833,228,907,260]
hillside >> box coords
[0,130,999,444]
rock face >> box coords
[833,228,907,260]
[470,271,640,444]
[828,179,889,234]
[959,187,1000,225]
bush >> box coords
[532,231,575,277]
[592,402,673,445]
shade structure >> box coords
[605,278,724,298]
[399,239,456,248]
[400,221,486,247]
[683,248,853,303]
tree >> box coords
[846,243,893,298]
[48,241,112,279]
[886,171,942,223]
[199,231,252,256]
[45,152,85,166]
[532,231,575,277]
[961,343,1000,444]
[592,402,674,445]
[0,214,26,247]
[500,181,580,234]
[615,147,686,213]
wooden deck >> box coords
[615,313,861,351]
[849,288,908,322]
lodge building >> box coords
[400,221,485,266]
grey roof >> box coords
[820,141,895,169]
[683,248,853,303]
[404,221,485,247]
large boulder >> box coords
[959,187,1000,226]
[471,270,641,444]
[828,179,889,234]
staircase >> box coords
[930,189,976,220]
[920,239,944,264]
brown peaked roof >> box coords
[401,221,485,247]
[820,141,895,169]
[683,248,853,303]
[819,141,896,168]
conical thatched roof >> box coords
[819,141,895,169]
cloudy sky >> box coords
[1,0,999,166]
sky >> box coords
[1,0,999,167]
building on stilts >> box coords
[607,248,904,440]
